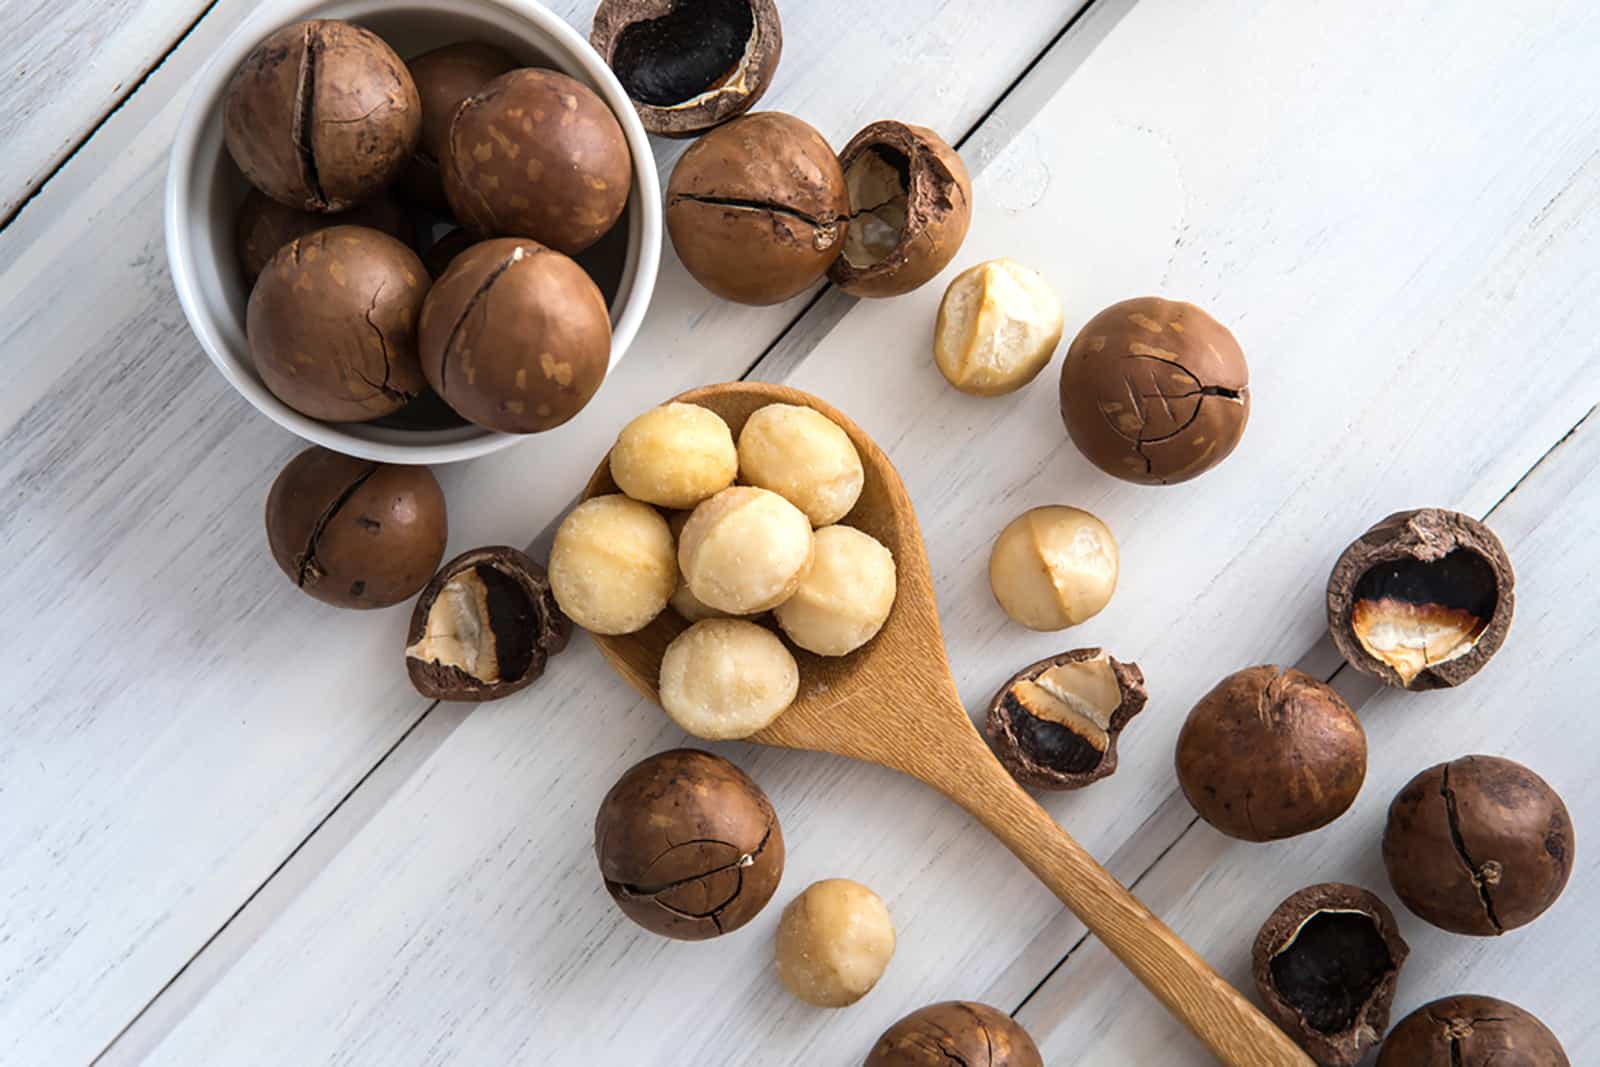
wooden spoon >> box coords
[584,382,1313,1067]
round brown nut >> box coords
[988,506,1118,631]
[666,112,850,305]
[1327,508,1514,690]
[865,1002,1043,1067]
[591,0,781,138]
[1377,995,1569,1067]
[265,447,447,609]
[1383,755,1574,936]
[224,19,421,213]
[417,238,610,434]
[234,187,411,286]
[401,42,518,211]
[1175,666,1367,842]
[987,649,1146,790]
[247,226,429,422]
[444,69,632,255]
[934,259,1064,397]
[1251,883,1409,1067]
[775,879,895,1008]
[830,121,972,298]
[404,546,570,702]
[1060,297,1250,484]
[595,748,784,940]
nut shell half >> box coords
[1376,995,1569,1067]
[987,649,1145,790]
[865,1002,1043,1067]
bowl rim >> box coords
[164,0,661,465]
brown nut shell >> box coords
[265,447,447,609]
[235,187,411,286]
[1059,297,1250,484]
[666,111,850,305]
[417,238,610,434]
[1175,666,1367,842]
[591,0,781,137]
[443,69,632,255]
[246,226,429,422]
[404,546,570,702]
[594,748,784,940]
[1382,755,1574,936]
[1251,883,1409,1067]
[1377,995,1570,1067]
[400,42,519,212]
[986,648,1146,790]
[829,121,972,298]
[865,1002,1043,1067]
[1327,508,1514,690]
[223,20,421,213]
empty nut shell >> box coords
[404,546,570,702]
[1376,995,1569,1067]
[235,187,411,286]
[865,1002,1043,1067]
[591,0,781,137]
[1251,883,1409,1067]
[1327,509,1514,690]
[987,649,1146,790]
[829,121,972,298]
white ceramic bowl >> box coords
[166,0,660,464]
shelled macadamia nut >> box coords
[775,879,896,1008]
[609,402,738,508]
[549,494,676,634]
[659,619,798,739]
[935,259,1063,396]
[774,526,896,656]
[736,403,864,526]
[988,506,1118,631]
[678,486,814,614]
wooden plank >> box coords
[139,1,1600,1062]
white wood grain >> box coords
[139,1,1600,1063]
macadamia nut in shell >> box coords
[775,879,896,1008]
[609,403,737,508]
[935,259,1063,396]
[549,494,676,634]
[659,619,799,740]
[774,526,896,656]
[988,506,1118,631]
[736,403,864,526]
[678,487,814,614]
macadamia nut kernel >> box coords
[775,879,896,1008]
[549,494,676,635]
[935,259,1064,397]
[679,486,815,614]
[736,403,865,526]
[659,619,799,739]
[610,402,738,508]
[774,526,896,656]
[988,506,1118,631]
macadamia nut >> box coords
[679,487,814,614]
[935,259,1064,396]
[610,403,738,509]
[988,506,1118,630]
[776,879,896,1008]
[659,619,799,739]
[736,404,865,526]
[549,494,676,635]
[774,526,896,656]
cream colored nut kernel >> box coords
[988,506,1118,631]
[670,573,732,622]
[934,259,1064,396]
[736,404,865,527]
[548,494,676,635]
[774,526,896,656]
[658,619,799,740]
[404,569,496,681]
[609,402,738,509]
[679,486,815,614]
[775,879,896,1008]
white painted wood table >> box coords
[3,0,1597,1063]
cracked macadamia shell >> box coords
[866,1002,1043,1067]
[417,238,610,434]
[736,403,864,526]
[609,402,738,508]
[987,649,1146,790]
[1251,883,1409,1067]
[1175,666,1367,842]
[1376,995,1570,1067]
[988,506,1118,631]
[595,748,784,940]
[443,68,631,255]
[234,187,410,286]
[265,447,446,609]
[935,259,1064,397]
[1059,296,1250,484]
[775,879,895,1008]
[548,494,676,635]
[591,0,781,137]
[1327,508,1514,690]
[666,112,850,305]
[829,121,972,298]
[678,486,814,614]
[401,42,518,211]
[1382,755,1574,936]
[224,20,421,213]
[247,226,429,423]
[773,525,896,656]
[659,619,798,739]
